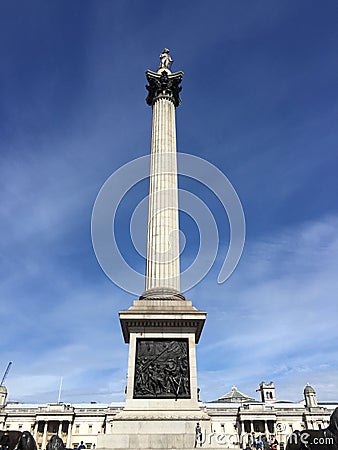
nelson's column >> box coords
[97,50,210,450]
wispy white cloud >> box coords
[193,214,338,402]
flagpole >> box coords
[57,376,63,404]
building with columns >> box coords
[0,383,337,449]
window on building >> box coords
[6,425,10,430]
[18,424,23,430]
[75,425,80,434]
[62,422,68,434]
[48,422,58,434]
[37,422,43,433]
[88,425,92,434]
[85,444,91,449]
[253,421,265,433]
[244,421,251,433]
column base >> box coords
[140,288,185,301]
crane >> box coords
[0,362,12,387]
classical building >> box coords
[0,383,337,449]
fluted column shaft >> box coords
[145,96,180,295]
[142,68,184,300]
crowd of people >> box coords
[246,433,279,450]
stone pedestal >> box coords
[96,299,208,450]
[120,299,206,407]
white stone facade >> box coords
[0,384,336,450]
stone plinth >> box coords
[97,414,211,449]
[119,299,206,411]
[97,299,208,450]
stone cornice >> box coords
[119,300,206,344]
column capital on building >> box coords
[145,69,183,107]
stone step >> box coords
[97,445,234,450]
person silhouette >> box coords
[195,423,202,447]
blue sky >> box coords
[1,1,338,404]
